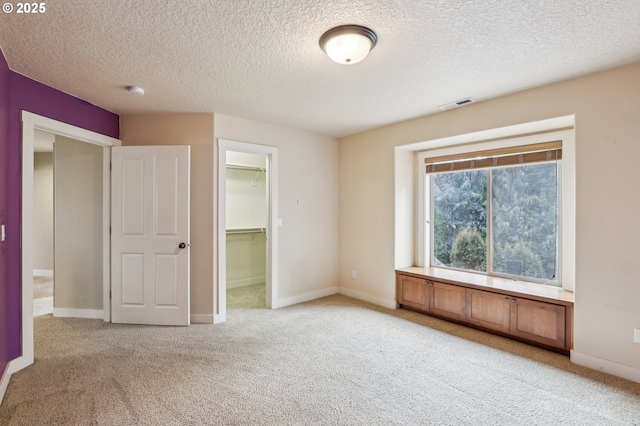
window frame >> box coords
[417,129,575,291]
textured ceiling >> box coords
[2,0,640,137]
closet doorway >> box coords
[225,152,267,309]
[217,139,279,323]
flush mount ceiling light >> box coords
[319,25,377,65]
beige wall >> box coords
[215,114,340,301]
[120,114,215,318]
[54,137,104,310]
[339,62,640,372]
[33,152,53,271]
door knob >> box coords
[179,242,186,249]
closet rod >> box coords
[226,163,266,172]
[226,228,266,235]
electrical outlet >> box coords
[634,328,640,343]
[351,270,357,279]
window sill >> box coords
[396,266,574,306]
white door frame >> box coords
[216,139,278,323]
[18,111,120,372]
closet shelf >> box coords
[226,163,265,172]
[226,228,266,235]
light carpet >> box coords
[227,283,266,309]
[1,294,639,425]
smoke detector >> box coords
[127,86,145,96]
[438,97,476,111]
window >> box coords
[423,138,566,287]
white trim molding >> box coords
[0,359,25,405]
[338,287,398,310]
[0,362,12,405]
[227,277,266,289]
[20,111,122,379]
[33,269,53,276]
[216,139,279,323]
[190,314,214,324]
[272,287,339,309]
[571,350,640,384]
[53,308,104,320]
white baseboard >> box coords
[0,361,12,405]
[571,350,640,383]
[272,287,339,309]
[33,269,53,277]
[338,287,397,310]
[190,313,214,324]
[0,355,33,405]
[227,276,265,290]
[53,308,104,319]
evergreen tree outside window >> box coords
[429,145,561,286]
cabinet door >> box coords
[510,297,566,349]
[398,274,431,312]
[465,288,511,333]
[432,282,466,321]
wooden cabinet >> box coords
[397,274,431,312]
[509,297,566,349]
[396,268,574,354]
[397,277,466,321]
[465,288,511,334]
[432,282,466,322]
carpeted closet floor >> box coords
[226,283,266,309]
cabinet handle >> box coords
[504,297,509,302]
[511,298,516,303]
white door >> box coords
[111,146,190,325]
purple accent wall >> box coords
[1,47,119,369]
[0,47,11,376]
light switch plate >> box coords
[1,224,5,242]
[634,328,640,343]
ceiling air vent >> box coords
[438,97,476,111]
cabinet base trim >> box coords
[399,304,569,355]
[571,350,640,384]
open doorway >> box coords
[216,139,279,323]
[225,151,268,309]
[18,111,119,372]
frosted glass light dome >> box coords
[320,25,377,65]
